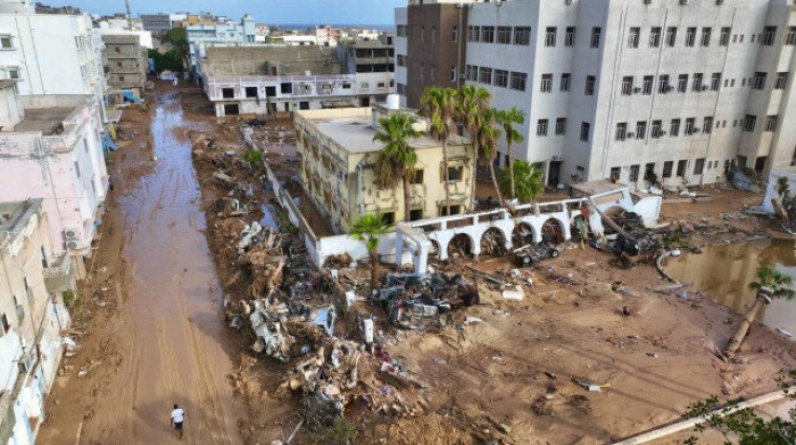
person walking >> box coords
[170,404,185,439]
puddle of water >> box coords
[666,239,796,337]
[259,203,279,230]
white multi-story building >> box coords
[186,14,256,68]
[0,0,108,124]
[0,199,73,445]
[397,0,796,189]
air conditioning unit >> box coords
[66,240,83,250]
[64,227,80,241]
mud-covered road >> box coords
[40,86,244,444]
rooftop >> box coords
[203,45,340,76]
[0,199,42,236]
[14,108,73,136]
[300,107,467,154]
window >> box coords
[703,117,713,134]
[692,73,703,92]
[610,167,621,181]
[1,313,8,334]
[441,205,462,216]
[494,69,508,87]
[397,55,406,67]
[450,66,457,82]
[7,68,18,80]
[743,115,757,132]
[481,26,495,43]
[622,76,634,95]
[650,27,661,48]
[711,73,721,91]
[409,209,423,221]
[685,118,695,135]
[565,27,576,47]
[742,78,746,87]
[560,73,571,92]
[752,72,767,90]
[430,65,436,81]
[431,26,437,43]
[546,27,557,47]
[636,121,647,139]
[740,34,744,43]
[678,74,688,93]
[685,27,696,47]
[642,75,653,95]
[479,67,492,84]
[701,27,712,47]
[447,166,464,182]
[762,26,777,46]
[1,35,14,49]
[452,25,458,42]
[666,27,677,47]
[694,158,705,175]
[628,27,640,48]
[720,27,731,46]
[537,119,549,136]
[677,160,688,177]
[765,115,778,132]
[658,75,670,94]
[411,169,424,184]
[510,72,527,91]
[497,26,512,44]
[580,122,591,142]
[585,75,596,95]
[591,27,602,48]
[114,46,121,53]
[652,120,663,138]
[645,163,656,181]
[662,161,674,178]
[468,26,480,42]
[615,122,627,141]
[775,72,788,90]
[788,27,796,46]
[74,161,81,177]
[670,119,681,137]
[630,165,640,182]
[397,25,407,37]
[555,118,567,135]
[541,74,553,92]
[514,27,531,45]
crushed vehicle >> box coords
[511,243,562,267]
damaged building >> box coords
[295,100,475,233]
[198,45,395,117]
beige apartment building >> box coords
[294,102,474,234]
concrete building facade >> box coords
[186,14,256,68]
[396,0,796,189]
[100,32,150,95]
[294,104,475,234]
[200,45,395,117]
[0,82,108,277]
[0,199,73,445]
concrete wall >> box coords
[0,84,23,129]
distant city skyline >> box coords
[42,0,404,26]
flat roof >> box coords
[0,199,42,235]
[571,180,629,197]
[14,108,73,136]
[306,110,449,154]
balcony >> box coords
[43,252,75,293]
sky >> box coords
[46,0,404,26]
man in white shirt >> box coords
[171,404,185,439]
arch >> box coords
[447,233,474,259]
[512,222,535,246]
[541,218,567,244]
[480,227,508,257]
[428,239,441,259]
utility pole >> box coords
[125,0,132,29]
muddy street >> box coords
[41,86,244,444]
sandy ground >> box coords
[39,83,245,444]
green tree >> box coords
[419,86,458,213]
[162,27,189,70]
[685,369,796,444]
[496,107,526,200]
[350,214,391,287]
[476,108,503,207]
[726,266,795,355]
[372,113,423,222]
[500,160,543,204]
[455,85,492,209]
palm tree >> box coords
[420,86,458,213]
[496,107,526,200]
[725,266,796,355]
[500,160,544,204]
[477,108,503,207]
[350,213,391,287]
[455,85,492,209]
[372,114,423,222]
